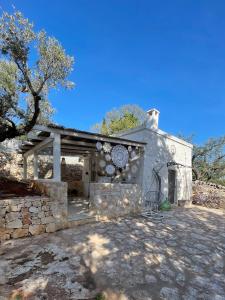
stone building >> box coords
[116,109,193,207]
[0,108,193,240]
[19,108,192,214]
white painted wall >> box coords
[116,124,193,204]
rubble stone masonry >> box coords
[0,181,68,241]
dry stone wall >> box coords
[90,183,142,217]
[0,151,83,193]
[0,196,58,241]
[0,181,68,241]
[32,180,68,222]
[192,180,225,209]
[0,152,23,180]
[61,163,83,195]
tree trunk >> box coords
[0,95,41,142]
[192,167,199,181]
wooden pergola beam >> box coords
[61,138,96,148]
[24,136,54,158]
[61,145,95,151]
[33,125,145,147]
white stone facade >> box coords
[116,112,193,206]
[90,183,142,217]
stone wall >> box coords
[0,181,68,241]
[32,180,68,222]
[0,152,51,180]
[0,196,59,241]
[192,180,225,209]
[0,151,83,194]
[90,183,142,217]
[0,152,23,180]
[61,163,83,195]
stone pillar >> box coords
[53,133,61,181]
[33,152,38,180]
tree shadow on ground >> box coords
[1,206,225,300]
[0,130,218,299]
[66,206,225,299]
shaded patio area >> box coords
[19,124,145,223]
[1,206,225,299]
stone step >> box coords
[66,216,97,228]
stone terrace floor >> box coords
[1,206,225,300]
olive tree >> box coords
[192,136,225,184]
[0,11,74,142]
[92,104,147,135]
[179,134,225,185]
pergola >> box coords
[20,124,146,182]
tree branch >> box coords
[14,59,35,95]
[37,74,50,95]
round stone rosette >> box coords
[105,164,115,175]
[99,160,106,168]
[111,145,129,168]
[103,142,112,153]
[105,154,111,161]
[128,145,133,152]
[96,142,102,151]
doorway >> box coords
[61,155,92,220]
[168,169,176,204]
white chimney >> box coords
[146,108,160,129]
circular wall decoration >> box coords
[103,142,112,153]
[105,154,111,161]
[111,145,129,168]
[128,146,132,152]
[96,142,102,151]
[170,145,176,155]
[99,160,106,168]
[106,164,115,175]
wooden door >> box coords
[168,169,176,204]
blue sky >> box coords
[1,0,225,144]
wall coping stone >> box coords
[193,180,225,191]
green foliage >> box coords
[101,118,109,135]
[93,104,146,135]
[179,134,225,185]
[95,293,106,300]
[0,10,74,142]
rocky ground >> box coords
[1,206,225,300]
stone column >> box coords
[53,133,61,181]
[33,152,38,180]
